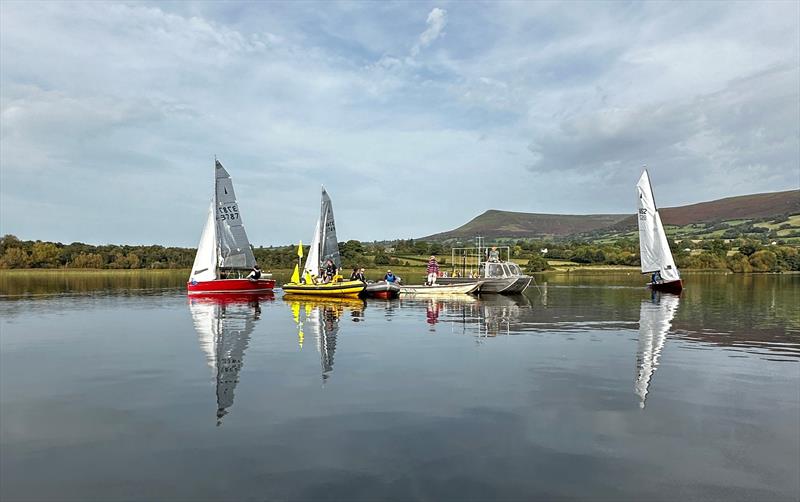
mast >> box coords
[213,158,221,278]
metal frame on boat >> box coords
[435,237,532,294]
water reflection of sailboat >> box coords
[285,298,364,382]
[189,294,270,425]
[635,292,680,409]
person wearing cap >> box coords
[426,255,440,286]
[384,270,398,283]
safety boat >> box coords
[187,160,275,294]
[363,281,401,299]
[282,187,366,299]
[437,239,531,294]
[637,169,683,294]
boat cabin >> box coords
[449,239,526,279]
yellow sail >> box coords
[297,240,304,258]
[290,264,300,284]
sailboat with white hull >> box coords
[187,160,275,294]
[636,170,683,294]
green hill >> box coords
[423,189,800,242]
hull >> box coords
[363,281,401,299]
[282,280,366,298]
[400,282,482,296]
[436,276,532,294]
[648,279,683,294]
[187,278,275,294]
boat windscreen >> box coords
[487,263,505,277]
[507,263,522,276]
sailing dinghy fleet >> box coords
[188,161,684,297]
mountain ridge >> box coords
[422,189,800,241]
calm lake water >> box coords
[1,272,798,501]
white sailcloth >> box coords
[189,202,218,282]
[637,170,680,282]
[635,293,680,408]
[304,217,321,278]
[319,187,342,269]
[215,160,256,270]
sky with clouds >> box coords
[1,1,798,246]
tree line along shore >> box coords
[1,234,798,274]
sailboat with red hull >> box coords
[187,160,275,294]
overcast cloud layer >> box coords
[1,1,798,246]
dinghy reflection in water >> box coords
[189,294,268,425]
[286,298,364,381]
[635,293,680,408]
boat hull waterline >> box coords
[282,280,366,299]
[648,279,683,294]
[188,278,276,294]
[436,276,531,294]
[363,281,401,299]
[399,282,483,295]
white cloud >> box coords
[411,7,447,57]
[0,1,797,244]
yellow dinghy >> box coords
[283,186,365,299]
[283,279,365,298]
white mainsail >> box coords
[637,170,680,282]
[189,202,218,282]
[635,293,680,408]
[214,160,256,270]
[304,217,321,278]
[319,187,342,269]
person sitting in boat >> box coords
[247,265,262,282]
[351,267,366,282]
[426,256,440,286]
[489,247,500,262]
[323,259,337,283]
[384,270,398,283]
[651,271,662,284]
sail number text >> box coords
[217,205,239,221]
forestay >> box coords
[215,160,256,270]
[319,187,341,269]
[636,171,680,282]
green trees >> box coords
[525,254,550,272]
[70,253,105,268]
[0,248,31,268]
[31,242,61,267]
[748,250,778,272]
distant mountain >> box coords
[423,189,800,241]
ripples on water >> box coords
[0,272,798,501]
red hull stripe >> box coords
[187,279,275,294]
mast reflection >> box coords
[189,293,272,425]
[285,297,365,382]
[635,292,680,409]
